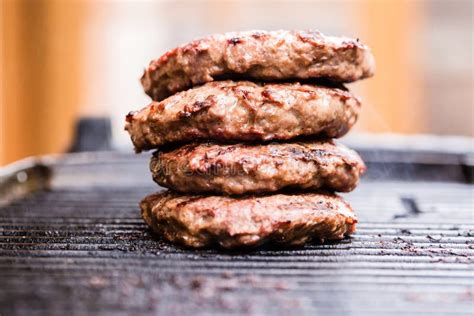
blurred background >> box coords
[1,0,473,166]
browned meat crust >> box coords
[140,190,357,249]
[125,81,360,151]
[141,30,375,100]
[151,140,366,195]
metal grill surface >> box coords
[0,152,473,316]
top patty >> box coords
[125,80,361,152]
[141,30,375,100]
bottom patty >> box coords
[140,191,357,249]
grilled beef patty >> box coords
[151,140,365,195]
[125,81,360,152]
[141,30,375,100]
[141,191,357,249]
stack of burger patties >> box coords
[125,30,375,249]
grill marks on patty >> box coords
[151,140,365,195]
[140,191,357,249]
[125,81,361,151]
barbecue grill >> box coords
[0,131,473,315]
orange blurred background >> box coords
[1,0,473,166]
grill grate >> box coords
[0,151,473,315]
